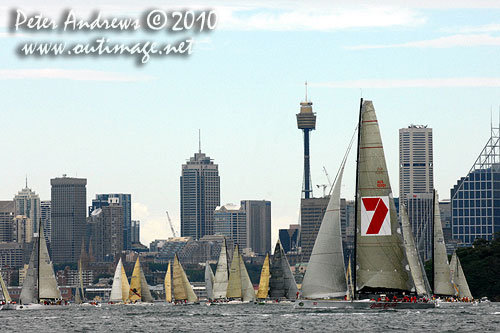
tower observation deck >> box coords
[296,84,316,199]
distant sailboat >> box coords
[226,245,256,302]
[205,261,215,300]
[432,191,455,297]
[13,224,62,310]
[401,204,431,297]
[269,240,298,300]
[256,253,270,300]
[109,258,130,304]
[0,269,12,305]
[129,257,154,304]
[212,238,230,300]
[449,251,473,299]
[172,254,198,304]
[165,261,172,302]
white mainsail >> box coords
[0,270,11,303]
[450,251,473,299]
[38,226,61,300]
[205,261,215,300]
[302,167,347,299]
[433,192,455,296]
[109,258,125,302]
[355,100,411,292]
[212,238,229,299]
[401,204,428,296]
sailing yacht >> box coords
[14,224,63,310]
[205,261,215,300]
[211,238,230,302]
[0,269,13,310]
[449,251,473,300]
[109,258,130,304]
[226,245,256,303]
[172,254,198,304]
[269,240,298,302]
[128,257,154,305]
[297,99,435,309]
[165,261,172,303]
[256,253,270,303]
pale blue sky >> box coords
[1,1,500,245]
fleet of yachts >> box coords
[0,99,483,311]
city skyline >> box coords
[2,1,500,246]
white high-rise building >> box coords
[399,125,434,261]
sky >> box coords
[1,1,500,246]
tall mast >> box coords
[431,189,436,294]
[37,217,41,303]
[352,98,363,298]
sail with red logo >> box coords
[355,100,412,295]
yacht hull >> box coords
[295,299,436,310]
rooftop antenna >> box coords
[305,81,308,102]
[198,129,201,153]
[25,174,28,188]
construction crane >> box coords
[316,184,328,197]
[323,166,332,187]
[165,211,178,237]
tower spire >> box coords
[305,81,308,102]
[198,129,201,153]
[25,174,28,189]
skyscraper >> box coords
[241,200,271,255]
[399,125,434,261]
[300,196,329,263]
[14,185,40,234]
[180,148,220,240]
[51,176,87,264]
[89,193,132,250]
[214,204,247,249]
[0,201,14,242]
[451,123,500,246]
[40,200,51,243]
[131,220,140,244]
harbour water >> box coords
[2,302,499,332]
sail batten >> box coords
[302,167,347,299]
[355,100,411,292]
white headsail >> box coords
[205,261,215,300]
[38,226,61,300]
[401,204,429,296]
[433,192,455,296]
[213,238,229,299]
[302,166,347,299]
[450,251,473,299]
